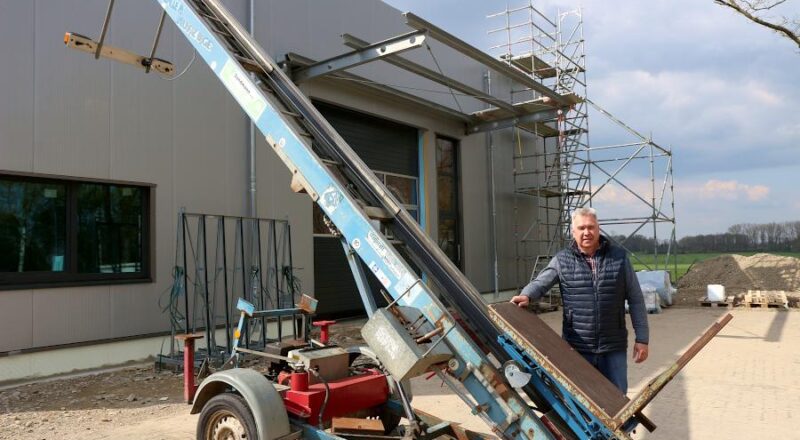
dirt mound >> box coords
[678,253,800,292]
[673,253,800,306]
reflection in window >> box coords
[77,184,143,273]
[0,180,66,272]
[436,136,461,267]
[1,174,150,289]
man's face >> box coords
[572,214,600,253]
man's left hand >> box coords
[633,343,649,363]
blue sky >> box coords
[383,0,800,237]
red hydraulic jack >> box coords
[312,320,336,344]
[175,333,204,404]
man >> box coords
[510,207,649,394]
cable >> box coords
[307,368,330,429]
[158,49,197,81]
[425,43,463,113]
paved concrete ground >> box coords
[4,308,797,439]
[411,307,799,439]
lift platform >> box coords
[489,303,733,438]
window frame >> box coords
[0,171,154,290]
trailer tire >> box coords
[197,393,257,440]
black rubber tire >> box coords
[196,393,258,440]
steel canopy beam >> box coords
[404,12,568,105]
[467,108,559,134]
[285,52,471,122]
[292,30,426,83]
[342,33,516,113]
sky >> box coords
[383,0,800,238]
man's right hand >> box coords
[510,295,530,308]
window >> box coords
[313,170,419,236]
[436,136,462,268]
[0,174,152,289]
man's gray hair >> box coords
[571,207,597,224]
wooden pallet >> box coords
[743,290,788,309]
[699,299,732,308]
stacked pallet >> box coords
[742,290,788,308]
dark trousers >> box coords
[580,350,628,394]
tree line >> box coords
[608,220,800,253]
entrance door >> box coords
[436,136,462,269]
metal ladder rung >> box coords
[233,54,263,73]
[280,110,302,119]
[198,12,225,24]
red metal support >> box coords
[312,320,336,344]
[283,370,388,423]
[175,333,204,404]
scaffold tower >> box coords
[488,2,677,293]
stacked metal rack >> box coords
[157,210,304,371]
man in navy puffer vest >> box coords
[510,207,649,394]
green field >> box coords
[630,252,800,282]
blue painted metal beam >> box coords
[154,1,556,438]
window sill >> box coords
[0,276,154,291]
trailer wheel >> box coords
[197,393,258,440]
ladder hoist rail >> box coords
[150,0,556,439]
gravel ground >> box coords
[0,365,187,439]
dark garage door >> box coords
[312,101,418,317]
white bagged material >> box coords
[627,284,661,313]
[707,284,726,302]
[642,284,662,313]
[636,270,674,306]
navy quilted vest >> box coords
[556,238,629,353]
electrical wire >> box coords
[307,368,330,429]
[158,49,197,81]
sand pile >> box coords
[675,253,800,305]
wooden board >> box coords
[488,302,629,418]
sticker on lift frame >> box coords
[319,186,343,214]
[368,262,392,289]
[367,231,404,279]
[351,238,361,250]
[220,59,267,121]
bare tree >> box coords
[715,0,800,49]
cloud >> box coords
[684,179,770,201]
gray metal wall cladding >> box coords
[0,0,529,352]
[313,101,418,316]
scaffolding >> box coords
[488,2,677,292]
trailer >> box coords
[64,1,732,439]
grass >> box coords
[630,251,800,282]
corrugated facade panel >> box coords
[0,290,33,353]
[0,1,35,172]
[0,0,534,353]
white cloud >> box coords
[682,179,770,201]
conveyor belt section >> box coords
[153,0,559,438]
[498,337,629,440]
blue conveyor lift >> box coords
[65,1,728,439]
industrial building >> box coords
[0,0,674,365]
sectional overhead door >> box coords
[312,101,419,317]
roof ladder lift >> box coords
[62,0,570,439]
[63,2,709,439]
